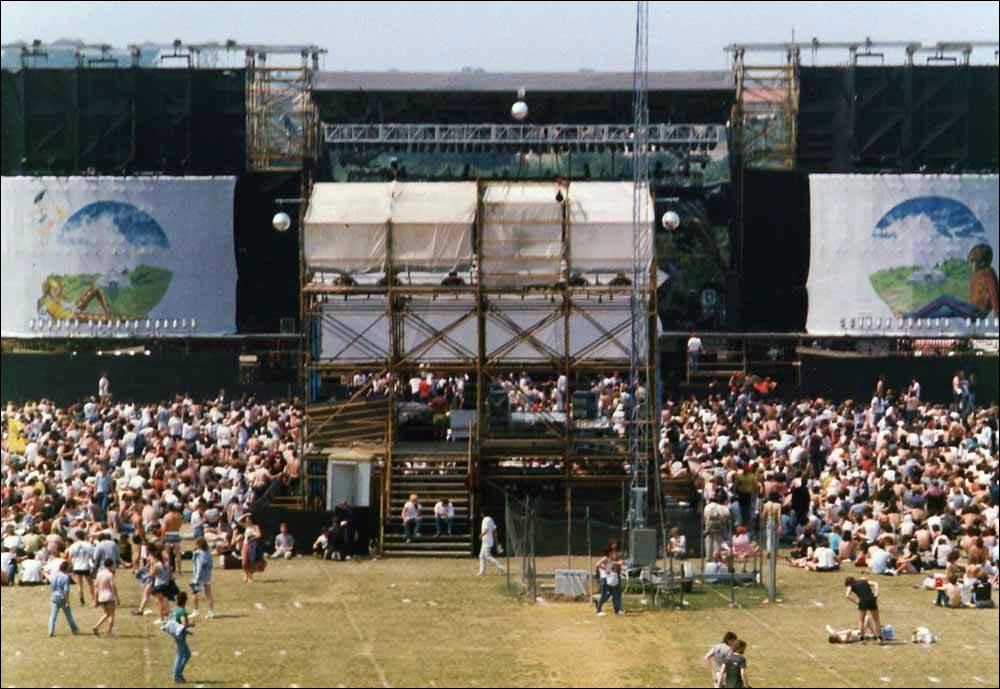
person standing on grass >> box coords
[67,530,96,606]
[48,560,79,638]
[92,559,119,637]
[720,640,750,689]
[240,513,264,584]
[478,514,505,577]
[170,592,194,684]
[594,543,625,616]
[189,538,215,620]
[845,576,885,644]
[704,632,738,688]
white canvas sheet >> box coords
[0,176,237,337]
[392,182,475,271]
[568,182,653,274]
[305,182,475,273]
[807,175,999,336]
[481,183,564,286]
[304,183,390,273]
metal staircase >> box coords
[383,454,474,558]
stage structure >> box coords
[302,180,656,556]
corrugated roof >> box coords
[313,70,733,93]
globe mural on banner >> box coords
[869,196,999,319]
[33,192,173,323]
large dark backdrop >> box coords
[738,170,810,331]
[1,351,298,407]
[797,66,999,173]
[234,173,302,333]
[1,68,245,175]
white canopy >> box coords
[304,182,476,273]
[481,183,564,287]
[391,182,476,271]
[304,183,390,273]
[568,182,653,274]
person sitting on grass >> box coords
[273,523,295,560]
[935,575,964,609]
[972,574,995,609]
[312,530,329,559]
[669,528,687,560]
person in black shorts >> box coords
[844,576,884,645]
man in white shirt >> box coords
[402,495,422,543]
[687,333,703,374]
[18,552,44,585]
[98,374,110,402]
[434,499,455,537]
[810,545,839,572]
[478,515,505,576]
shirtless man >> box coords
[162,506,184,575]
[761,493,783,554]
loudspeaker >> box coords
[572,390,598,420]
[630,528,658,568]
[462,378,477,410]
[487,386,510,422]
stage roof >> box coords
[313,70,734,94]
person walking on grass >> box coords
[92,559,119,637]
[48,560,79,638]
[845,576,885,645]
[67,530,96,606]
[189,538,215,620]
[478,514,505,577]
[704,631,738,688]
[170,592,194,684]
[595,542,625,617]
[720,640,750,688]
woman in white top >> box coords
[67,533,96,605]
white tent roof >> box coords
[304,182,475,273]
[569,182,652,273]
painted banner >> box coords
[1,176,237,337]
[807,175,999,336]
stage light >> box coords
[272,212,292,232]
[662,211,681,231]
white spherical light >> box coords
[272,212,292,232]
[662,211,681,231]
[511,101,529,121]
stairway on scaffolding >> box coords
[383,456,473,558]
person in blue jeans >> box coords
[595,544,625,616]
[48,561,80,637]
[171,592,194,683]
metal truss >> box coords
[322,122,724,147]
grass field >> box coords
[2,554,997,688]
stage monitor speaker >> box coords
[462,378,477,410]
[630,528,657,568]
[487,386,510,422]
[572,390,599,420]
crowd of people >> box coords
[656,372,998,614]
[1,383,309,681]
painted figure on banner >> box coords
[32,196,174,322]
[968,243,999,316]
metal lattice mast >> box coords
[628,0,653,533]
